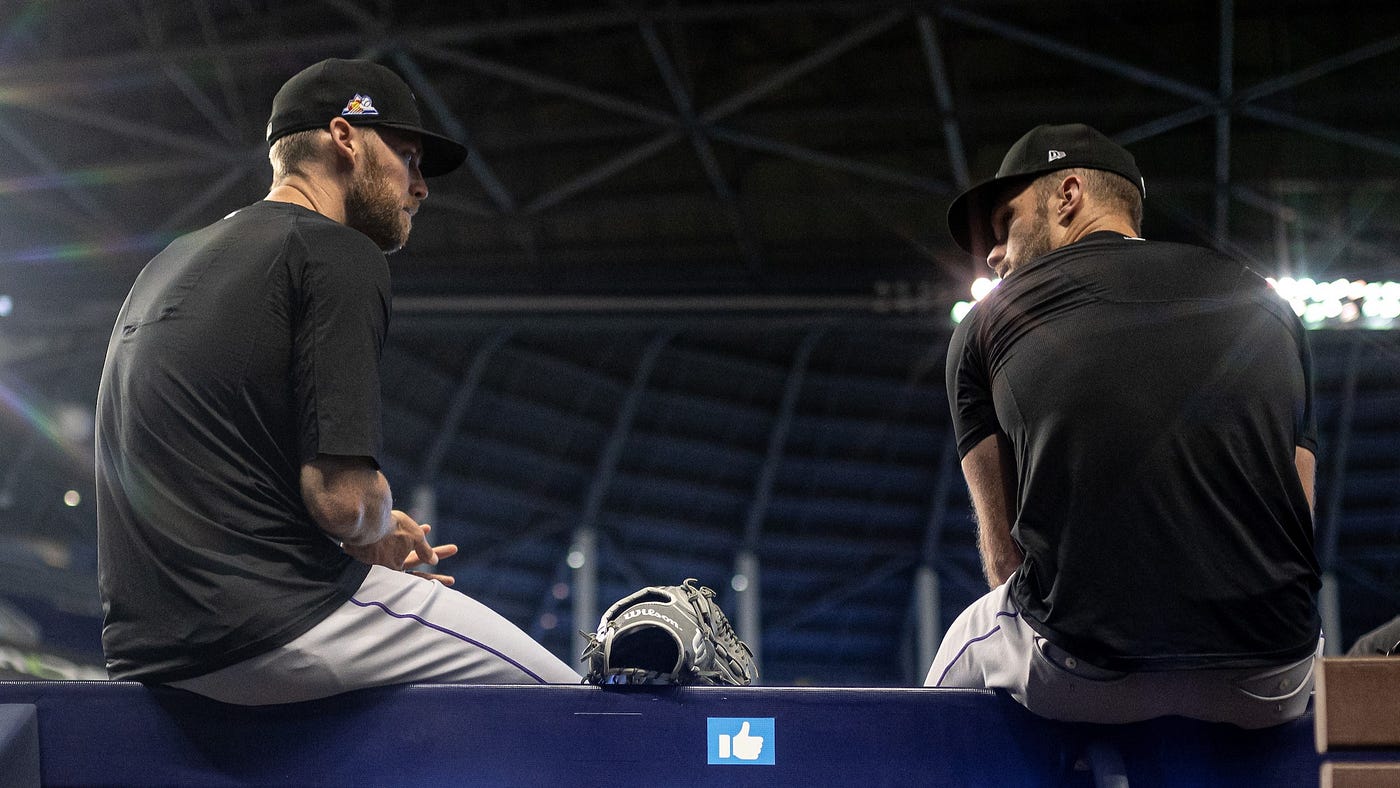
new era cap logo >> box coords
[1048,150,1067,162]
[341,94,379,116]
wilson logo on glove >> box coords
[620,607,681,629]
[581,579,758,686]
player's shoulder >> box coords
[1125,236,1275,288]
[231,201,381,258]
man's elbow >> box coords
[305,493,369,543]
[300,461,391,545]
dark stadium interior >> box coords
[0,1,1396,685]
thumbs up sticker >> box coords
[707,718,776,765]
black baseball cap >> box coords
[266,58,468,177]
[947,123,1146,255]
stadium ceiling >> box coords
[1,1,1396,309]
[0,2,1397,682]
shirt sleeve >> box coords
[945,308,1001,458]
[290,221,390,465]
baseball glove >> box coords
[581,578,757,686]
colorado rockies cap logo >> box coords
[341,94,379,116]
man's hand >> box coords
[343,510,455,585]
[403,523,459,586]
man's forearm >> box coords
[961,433,1022,589]
[978,517,1023,588]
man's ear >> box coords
[327,117,358,167]
[1055,174,1084,225]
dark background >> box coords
[0,1,1395,684]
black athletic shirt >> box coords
[947,231,1320,670]
[96,201,386,683]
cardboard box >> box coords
[1316,658,1400,752]
[1321,762,1400,788]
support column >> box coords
[733,549,762,677]
[1320,572,1341,656]
[1318,341,1363,655]
[570,527,598,652]
[734,330,822,679]
[914,565,941,682]
[409,484,437,532]
[908,435,958,679]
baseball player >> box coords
[96,59,580,704]
[929,124,1321,728]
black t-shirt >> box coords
[947,231,1320,670]
[96,201,386,683]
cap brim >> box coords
[379,122,468,178]
[947,176,1008,258]
[947,169,1057,257]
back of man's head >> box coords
[949,123,1146,256]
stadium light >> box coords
[951,276,1400,330]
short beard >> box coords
[344,144,408,253]
[1006,198,1053,273]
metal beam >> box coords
[158,62,242,145]
[453,516,573,574]
[742,329,823,547]
[707,124,952,195]
[524,130,684,214]
[701,8,907,123]
[1114,23,1400,155]
[419,330,513,482]
[156,164,254,233]
[0,3,934,92]
[0,1,43,60]
[1114,105,1216,147]
[916,14,970,189]
[1214,0,1234,247]
[0,118,117,224]
[1232,186,1396,264]
[393,51,518,215]
[576,332,673,534]
[732,329,822,676]
[1319,186,1396,273]
[1236,32,1400,106]
[413,45,676,127]
[640,17,765,274]
[767,555,914,634]
[1240,104,1400,162]
[571,331,673,654]
[7,100,257,163]
[191,0,248,127]
[938,5,1217,106]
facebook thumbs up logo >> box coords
[707,718,775,765]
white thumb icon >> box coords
[731,721,764,761]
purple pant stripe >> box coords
[935,610,1019,688]
[349,596,549,684]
